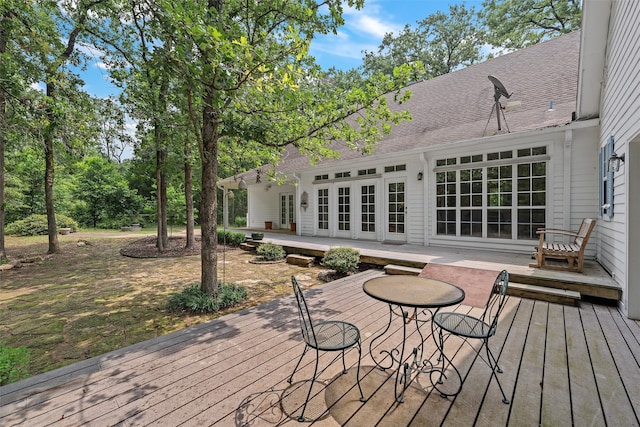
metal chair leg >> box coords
[298,349,320,422]
[288,346,309,384]
[356,341,366,402]
[485,342,509,404]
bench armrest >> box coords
[535,229,579,238]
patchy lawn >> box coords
[0,232,327,381]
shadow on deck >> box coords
[1,270,638,426]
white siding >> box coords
[598,0,640,315]
[247,184,287,229]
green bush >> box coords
[233,216,247,227]
[322,247,360,273]
[167,283,248,314]
[0,342,30,386]
[5,214,79,236]
[217,229,246,246]
[257,242,286,261]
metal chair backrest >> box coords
[292,276,317,347]
[480,270,509,338]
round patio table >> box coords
[363,275,465,402]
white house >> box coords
[220,0,639,319]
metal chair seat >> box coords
[434,312,494,339]
[305,320,360,351]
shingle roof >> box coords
[229,31,580,181]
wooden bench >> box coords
[529,218,596,273]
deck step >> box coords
[508,282,581,306]
[286,254,315,267]
[384,264,422,276]
[239,243,256,251]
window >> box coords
[460,168,483,237]
[384,164,406,173]
[435,147,547,240]
[436,170,457,235]
[487,164,512,238]
[361,185,375,232]
[335,171,351,179]
[338,187,350,231]
[318,188,328,230]
[516,162,546,239]
[358,168,377,176]
[314,174,329,181]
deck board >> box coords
[2,269,640,427]
[581,304,638,426]
[541,304,572,426]
[472,298,530,427]
[507,301,546,426]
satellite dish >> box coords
[484,75,513,134]
[488,75,512,100]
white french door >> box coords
[280,193,294,229]
[385,178,406,241]
[358,182,378,240]
[334,184,352,238]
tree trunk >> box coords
[0,17,7,261]
[0,87,5,262]
[200,94,219,296]
[155,145,168,251]
[155,78,169,251]
[184,141,195,250]
[44,83,59,254]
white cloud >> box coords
[348,14,398,39]
[310,1,407,68]
[31,82,45,92]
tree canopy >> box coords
[363,3,485,79]
[481,0,582,49]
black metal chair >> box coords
[433,269,511,404]
[288,275,365,422]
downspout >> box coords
[217,182,230,229]
[421,152,429,247]
[563,129,573,230]
[293,173,301,236]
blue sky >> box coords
[311,0,483,71]
[77,0,481,99]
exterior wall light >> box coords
[417,172,424,181]
[608,152,625,172]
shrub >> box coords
[322,247,360,274]
[257,242,286,261]
[167,283,248,314]
[0,342,30,386]
[233,216,247,227]
[5,214,79,236]
[217,229,246,246]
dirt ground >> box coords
[0,232,329,380]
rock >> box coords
[77,240,92,247]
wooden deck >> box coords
[2,269,639,426]
[256,232,621,301]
